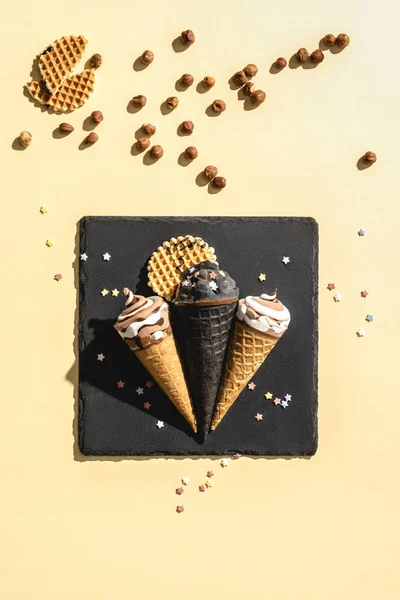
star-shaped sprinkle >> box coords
[189,267,195,273]
[199,484,206,492]
[233,453,242,458]
[176,505,184,513]
[209,271,217,279]
[181,279,190,287]
[281,400,289,408]
[333,293,342,302]
[182,477,190,485]
[207,470,214,478]
[143,401,151,409]
[103,252,111,261]
[255,413,263,421]
[284,393,292,402]
[156,420,164,429]
[258,273,266,282]
[97,353,105,361]
[358,229,365,236]
[136,387,144,395]
[176,487,184,495]
[117,380,125,388]
[357,328,366,337]
[273,397,281,406]
[101,289,110,297]
[40,206,48,214]
[327,283,335,291]
[361,290,369,298]
[220,459,229,468]
[46,239,53,247]
[112,288,120,297]
[205,480,213,488]
[54,273,62,281]
[80,253,88,261]
[247,382,256,391]
[282,256,290,265]
[209,281,218,292]
[145,381,154,388]
[264,392,273,400]
[366,314,374,322]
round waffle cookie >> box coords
[147,235,217,301]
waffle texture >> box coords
[26,69,95,112]
[148,236,217,301]
[211,320,280,430]
[39,35,88,94]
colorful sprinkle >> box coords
[209,271,217,279]
[46,239,54,247]
[176,487,184,495]
[273,397,281,406]
[117,380,125,389]
[176,505,184,513]
[182,477,190,485]
[156,420,164,429]
[205,480,213,488]
[358,229,365,236]
[136,387,144,395]
[80,253,88,261]
[40,206,48,214]
[281,400,289,408]
[361,290,369,298]
[207,470,214,478]
[264,392,273,400]
[220,459,229,468]
[333,293,342,302]
[255,413,263,421]
[199,484,206,492]
[327,283,335,291]
[258,273,266,282]
[282,256,290,265]
[145,381,154,388]
[366,314,374,322]
[54,273,62,281]
[97,353,105,361]
[247,382,256,391]
[143,401,151,409]
[112,288,120,297]
[101,289,109,296]
[284,393,292,402]
[103,252,111,261]
[357,328,366,337]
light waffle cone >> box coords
[211,319,281,430]
[128,333,197,432]
[26,69,95,113]
[39,35,88,94]
[148,236,217,301]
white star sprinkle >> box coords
[281,400,289,408]
[80,253,88,261]
[209,281,218,292]
[182,477,190,485]
[181,279,190,287]
[282,256,290,265]
[189,267,195,273]
[333,293,342,302]
[156,420,164,429]
[220,459,229,468]
[103,252,111,261]
[284,393,292,402]
[136,387,144,395]
[97,353,105,361]
[357,328,366,337]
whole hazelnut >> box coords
[185,146,198,159]
[310,49,325,64]
[181,29,195,45]
[140,50,154,65]
[297,48,310,63]
[181,120,194,134]
[142,123,156,136]
[59,123,74,133]
[137,137,150,151]
[150,145,164,159]
[166,96,179,109]
[89,53,103,68]
[86,132,98,144]
[212,176,226,189]
[91,110,103,124]
[252,90,266,105]
[363,151,377,164]
[336,33,350,48]
[212,99,226,113]
[232,70,248,86]
[275,57,287,69]
[131,95,147,108]
[323,34,336,47]
[180,74,194,87]
[19,131,32,148]
[202,76,215,89]
[204,165,218,179]
[243,81,256,96]
[243,63,258,78]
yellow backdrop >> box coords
[1,1,399,598]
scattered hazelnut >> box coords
[243,81,256,96]
[140,50,154,65]
[181,30,195,45]
[212,99,226,113]
[232,71,248,86]
[137,137,150,151]
[91,110,103,124]
[19,131,32,148]
[336,33,350,48]
[166,96,179,109]
[86,132,98,144]
[185,146,198,159]
[204,165,218,179]
[202,76,215,89]
[212,176,226,189]
[89,53,103,68]
[180,74,194,87]
[310,49,325,64]
[59,123,74,133]
[243,63,258,78]
[142,123,156,136]
[275,57,287,70]
[323,34,336,47]
[181,120,194,134]
[297,48,310,63]
[150,145,164,159]
[252,90,266,105]
[363,151,377,164]
[131,95,147,108]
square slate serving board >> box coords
[79,216,318,456]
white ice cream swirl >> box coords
[237,291,290,337]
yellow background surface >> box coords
[1,1,399,598]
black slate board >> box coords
[79,216,318,456]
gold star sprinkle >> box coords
[46,239,53,247]
[112,288,120,297]
[264,392,273,400]
[40,206,48,214]
[101,289,109,296]
[258,273,266,282]
[205,480,213,488]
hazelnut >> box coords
[181,29,195,45]
[180,74,194,87]
[243,81,256,96]
[243,63,258,78]
[59,123,74,133]
[150,145,163,159]
[275,57,287,69]
[212,176,226,189]
[232,70,248,86]
[310,49,325,64]
[91,110,103,124]
[252,90,266,105]
[297,48,310,63]
[131,95,147,108]
[140,50,154,65]
[323,34,336,47]
[166,96,179,109]
[137,137,150,151]
[212,99,226,113]
[89,53,103,68]
[363,151,377,164]
[142,123,156,136]
[202,76,215,89]
[185,146,198,159]
[181,120,194,134]
[204,165,218,179]
[86,132,98,144]
[19,131,32,148]
[336,33,350,48]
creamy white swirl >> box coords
[237,291,290,336]
[114,289,170,347]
